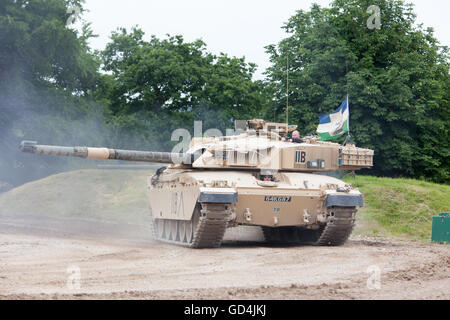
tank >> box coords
[19,119,374,248]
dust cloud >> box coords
[0,75,163,242]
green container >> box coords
[431,213,450,243]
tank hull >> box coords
[148,169,362,247]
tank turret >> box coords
[20,119,374,172]
[187,119,374,172]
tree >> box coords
[0,0,105,186]
[265,0,449,183]
[0,0,99,92]
[102,28,268,149]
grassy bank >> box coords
[0,169,153,225]
[0,170,448,241]
[344,175,449,240]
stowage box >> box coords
[431,213,450,243]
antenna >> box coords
[286,56,289,127]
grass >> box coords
[344,175,450,241]
[0,170,448,241]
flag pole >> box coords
[344,60,351,146]
[343,94,350,146]
[347,93,350,135]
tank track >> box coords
[152,203,232,248]
[262,206,357,246]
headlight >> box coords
[327,183,337,190]
[212,180,228,188]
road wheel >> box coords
[169,220,178,241]
[184,220,194,244]
[155,219,165,240]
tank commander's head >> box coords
[260,170,274,182]
[291,130,303,143]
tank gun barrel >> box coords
[19,141,194,165]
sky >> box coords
[77,0,450,80]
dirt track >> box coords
[0,217,448,300]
